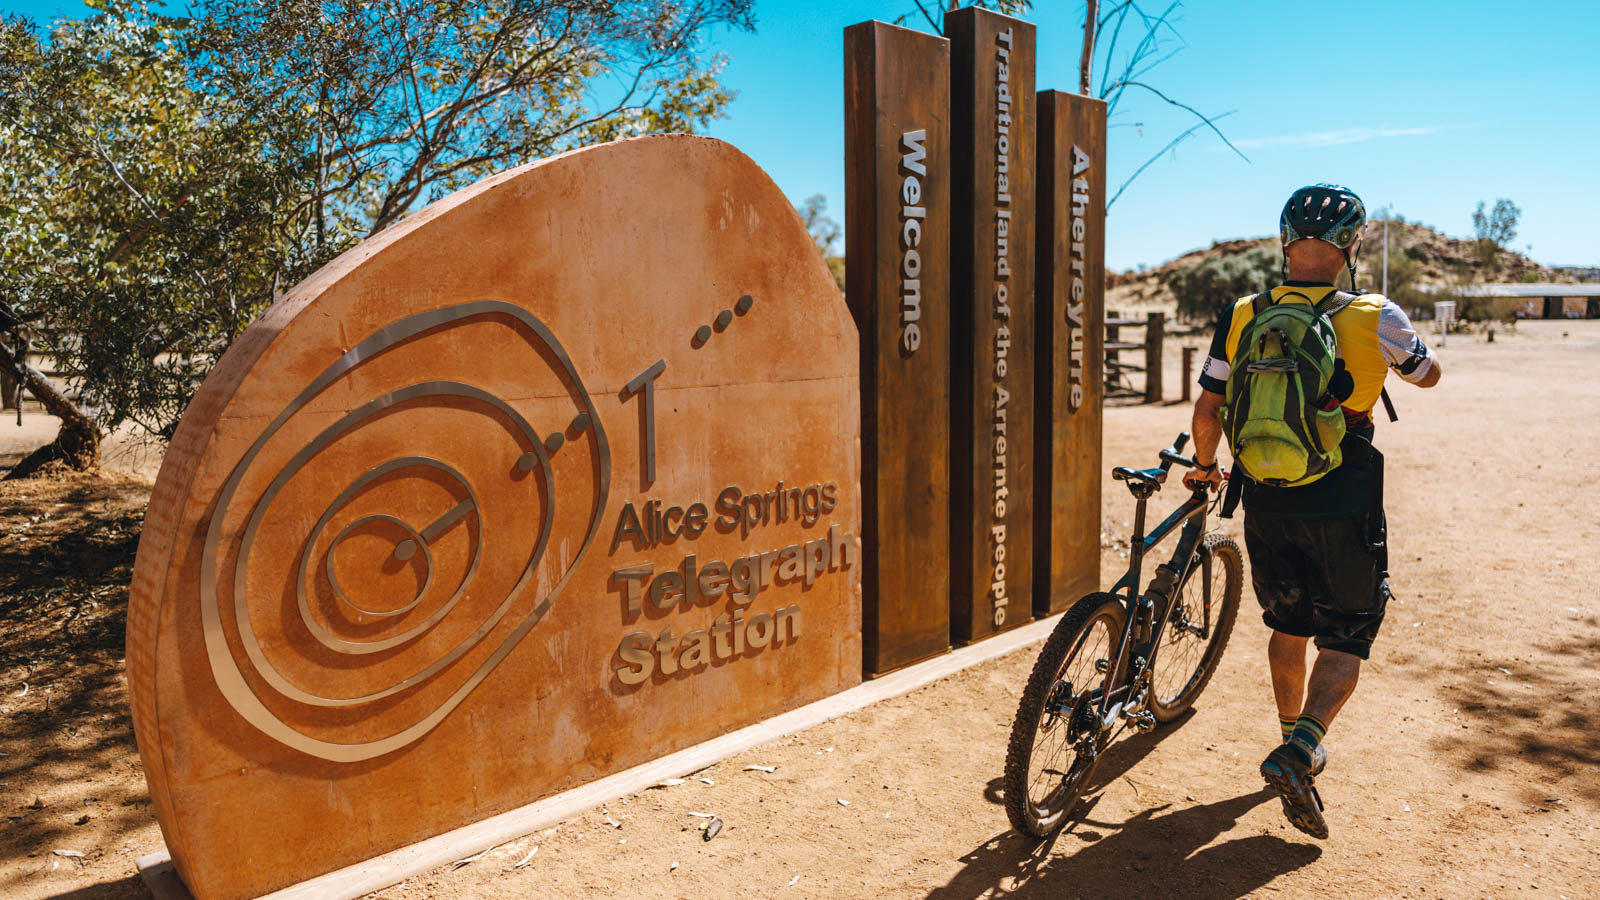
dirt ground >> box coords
[2,319,1597,899]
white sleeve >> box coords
[1377,299,1434,383]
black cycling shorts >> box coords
[1243,509,1390,659]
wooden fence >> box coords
[1103,312,1209,405]
[1104,310,1163,403]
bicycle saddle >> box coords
[1112,466,1167,486]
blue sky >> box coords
[693,0,1600,269]
[9,0,1599,269]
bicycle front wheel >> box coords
[1003,592,1127,838]
[1149,534,1243,722]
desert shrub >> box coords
[1165,245,1281,324]
[1380,240,1429,316]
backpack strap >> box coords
[1379,387,1399,422]
[1316,289,1359,317]
[1219,469,1245,519]
[1250,290,1275,315]
[1315,291,1399,421]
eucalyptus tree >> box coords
[0,0,751,475]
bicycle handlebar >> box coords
[1112,432,1213,494]
[1158,432,1194,471]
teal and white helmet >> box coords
[1280,183,1366,250]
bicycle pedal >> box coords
[1094,658,1110,674]
[1129,711,1156,733]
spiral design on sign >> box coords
[199,301,609,762]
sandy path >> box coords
[3,320,1596,898]
[379,319,1600,899]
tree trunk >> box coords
[0,341,101,479]
[1080,0,1099,95]
[0,338,20,409]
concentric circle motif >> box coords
[198,301,610,762]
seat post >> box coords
[1129,492,1149,552]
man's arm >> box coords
[1184,389,1226,490]
[1415,358,1442,388]
[1378,298,1442,389]
[1192,390,1225,465]
[1184,304,1235,491]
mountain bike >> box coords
[1003,432,1244,837]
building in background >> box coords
[1417,283,1600,320]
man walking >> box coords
[1182,184,1441,838]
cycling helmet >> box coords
[1280,183,1365,250]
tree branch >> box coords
[1107,110,1235,210]
[1099,79,1248,162]
[911,0,943,34]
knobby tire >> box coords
[1003,592,1126,838]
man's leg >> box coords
[1247,510,1317,743]
[1285,510,1385,766]
[1268,630,1308,740]
[1268,630,1309,718]
[1259,504,1386,839]
[1281,647,1361,772]
[1300,647,1361,727]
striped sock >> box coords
[1279,715,1297,743]
[1287,714,1327,766]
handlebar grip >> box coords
[1159,448,1196,469]
[1158,432,1194,471]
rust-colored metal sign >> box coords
[126,136,862,898]
[844,21,953,674]
[1033,90,1107,615]
[948,7,1036,643]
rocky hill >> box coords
[1109,221,1573,317]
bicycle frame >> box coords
[1082,478,1218,738]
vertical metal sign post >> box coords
[845,21,953,675]
[948,7,1035,643]
[1033,90,1107,616]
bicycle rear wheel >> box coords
[1004,592,1126,837]
[1149,534,1242,722]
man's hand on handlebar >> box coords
[1183,461,1223,492]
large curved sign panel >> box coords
[127,135,861,899]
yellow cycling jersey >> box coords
[1215,285,1408,417]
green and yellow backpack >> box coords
[1221,291,1353,487]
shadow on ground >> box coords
[43,874,149,899]
[0,474,153,898]
[931,789,1315,899]
[1434,625,1600,808]
[939,714,1321,898]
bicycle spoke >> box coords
[1025,611,1115,814]
[1153,571,1208,706]
[1147,537,1240,722]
